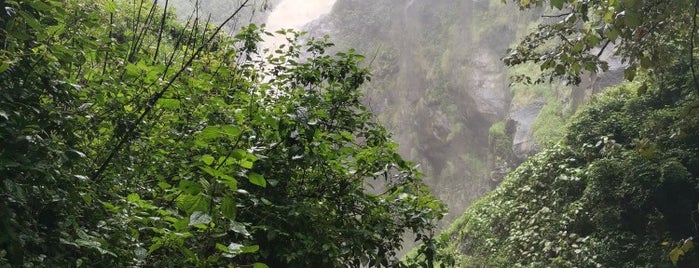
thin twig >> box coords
[597,40,610,58]
[542,12,572,18]
[92,0,253,181]
[153,0,169,63]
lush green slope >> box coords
[0,0,444,267]
[421,71,699,267]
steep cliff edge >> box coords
[311,0,611,223]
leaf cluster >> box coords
[503,0,698,86]
[424,66,699,267]
[0,1,444,267]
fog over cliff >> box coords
[166,0,621,225]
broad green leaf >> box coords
[624,12,642,27]
[222,195,237,219]
[248,173,266,188]
[253,263,270,268]
[0,62,10,74]
[127,193,140,202]
[176,194,209,214]
[189,211,212,226]
[551,0,565,9]
[240,160,254,169]
[670,247,683,265]
[216,243,229,253]
[179,180,202,195]
[173,218,189,231]
[605,27,620,41]
[201,154,215,166]
[231,149,247,160]
[157,99,180,110]
[199,166,237,190]
[241,245,260,253]
[198,125,241,141]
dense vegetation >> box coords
[0,0,444,267]
[428,76,699,267]
[404,0,699,267]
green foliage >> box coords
[0,0,444,267]
[488,121,512,159]
[503,0,698,85]
[422,67,699,267]
[531,97,568,147]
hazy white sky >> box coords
[262,0,336,49]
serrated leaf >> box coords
[248,173,266,188]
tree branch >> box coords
[92,0,252,181]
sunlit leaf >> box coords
[248,172,266,188]
[189,211,212,226]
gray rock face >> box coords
[509,101,545,159]
[470,49,509,120]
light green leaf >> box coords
[241,245,260,253]
[240,160,254,169]
[201,154,215,166]
[0,62,10,74]
[197,125,241,141]
[253,263,270,268]
[216,243,229,253]
[157,98,180,110]
[176,194,209,214]
[127,193,140,202]
[248,173,266,188]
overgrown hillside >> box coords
[0,1,444,267]
[406,0,699,266]
[429,77,699,267]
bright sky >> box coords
[262,0,337,50]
